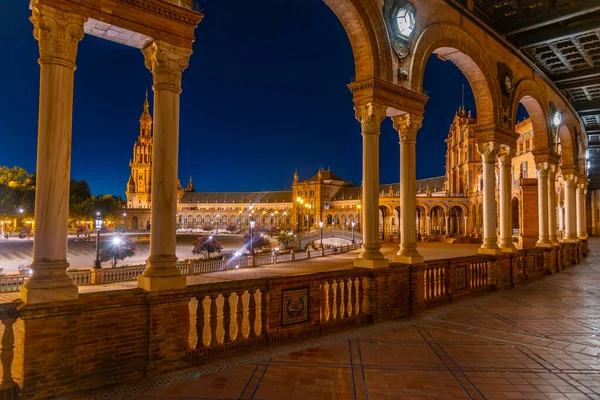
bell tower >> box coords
[126,90,153,208]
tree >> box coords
[99,235,137,268]
[276,231,295,249]
[244,232,270,254]
[226,223,238,233]
[192,235,223,258]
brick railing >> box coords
[4,240,588,399]
[0,243,363,293]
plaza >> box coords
[0,0,598,398]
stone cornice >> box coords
[473,123,519,147]
[532,149,561,166]
[348,78,429,116]
[35,0,203,48]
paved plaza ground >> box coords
[76,239,600,400]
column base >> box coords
[353,257,389,269]
[393,254,424,264]
[500,246,518,253]
[478,247,502,255]
[562,237,578,243]
[138,274,186,292]
[536,241,553,248]
[577,234,588,240]
[20,260,78,304]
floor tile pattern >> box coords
[78,239,600,400]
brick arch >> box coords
[409,23,500,125]
[323,0,393,81]
[511,80,551,153]
[558,124,576,168]
[448,203,468,216]
[427,203,449,214]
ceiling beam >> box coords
[516,16,600,48]
[587,129,600,134]
[557,77,600,90]
[504,1,600,36]
[553,67,600,84]
[577,102,600,116]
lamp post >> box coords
[304,203,311,232]
[112,236,121,268]
[250,218,255,256]
[351,221,356,244]
[319,220,323,249]
[296,197,303,233]
[270,212,274,237]
[94,212,103,268]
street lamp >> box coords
[351,221,356,244]
[250,218,256,256]
[296,197,303,233]
[270,212,274,237]
[94,212,103,268]
[319,220,323,249]
[304,203,311,232]
[112,236,122,268]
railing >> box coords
[423,260,449,305]
[299,230,363,249]
[320,271,366,328]
[514,247,547,281]
[0,303,19,398]
[0,243,363,293]
[187,283,268,359]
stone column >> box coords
[577,182,588,239]
[138,40,193,291]
[353,103,388,268]
[536,163,552,247]
[547,166,559,245]
[564,175,578,242]
[477,143,502,254]
[21,4,86,304]
[393,114,424,264]
[498,148,516,252]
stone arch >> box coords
[427,202,448,214]
[511,80,551,153]
[323,0,392,81]
[409,23,500,125]
[448,203,468,216]
[557,124,575,168]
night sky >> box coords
[0,0,485,197]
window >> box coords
[396,8,415,39]
[526,139,531,153]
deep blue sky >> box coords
[0,0,484,197]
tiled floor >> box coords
[80,239,600,400]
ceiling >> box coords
[448,0,600,188]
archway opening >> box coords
[512,197,520,234]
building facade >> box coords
[123,100,577,249]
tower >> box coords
[126,91,153,208]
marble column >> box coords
[393,114,424,264]
[536,163,552,247]
[353,103,388,268]
[21,4,86,304]
[577,182,588,239]
[563,175,578,242]
[477,142,502,254]
[138,40,193,291]
[547,166,559,245]
[498,148,516,252]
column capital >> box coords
[30,2,86,68]
[477,142,500,164]
[498,147,515,167]
[536,163,549,178]
[548,164,557,179]
[142,40,193,92]
[392,114,423,143]
[355,103,387,136]
[563,173,578,186]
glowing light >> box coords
[113,237,122,245]
[396,8,415,39]
[552,111,562,127]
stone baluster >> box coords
[354,104,389,268]
[343,278,350,319]
[477,142,502,254]
[235,291,245,341]
[22,3,86,304]
[357,278,364,316]
[0,318,15,388]
[350,277,358,317]
[335,280,343,321]
[327,280,334,321]
[222,293,232,344]
[320,282,327,321]
[260,289,267,337]
[208,294,219,347]
[138,40,193,291]
[498,148,516,252]
[393,114,425,264]
[195,296,205,349]
[248,289,257,338]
